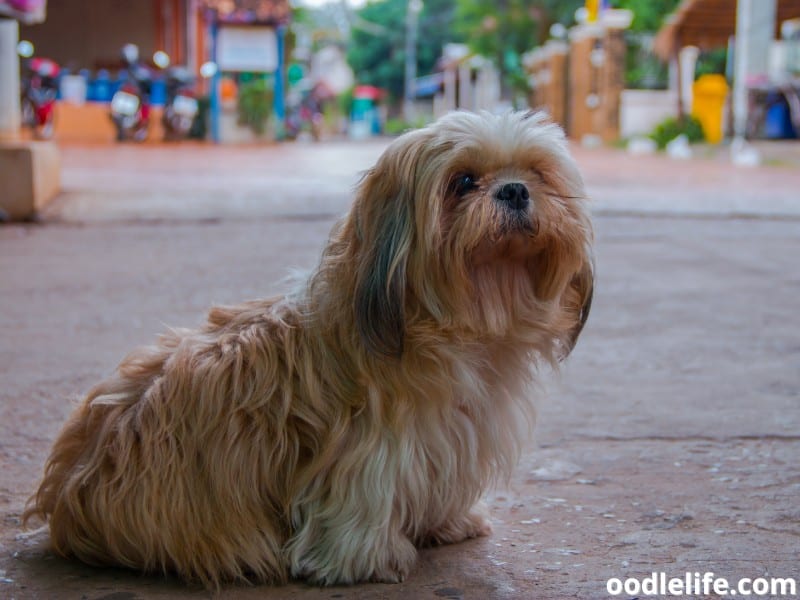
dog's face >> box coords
[350,111,593,359]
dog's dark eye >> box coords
[452,174,478,197]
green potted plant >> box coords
[237,78,274,136]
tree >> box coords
[612,0,682,89]
[347,0,461,103]
[347,0,406,101]
[453,1,684,94]
[454,0,583,96]
[418,0,463,79]
[612,0,681,32]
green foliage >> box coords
[344,0,685,103]
[347,0,461,103]
[614,0,682,89]
[419,0,463,73]
[384,117,412,136]
[347,0,404,100]
[649,115,705,149]
[625,32,669,89]
[337,87,355,117]
[286,5,310,64]
[695,47,728,79]
[383,114,431,135]
[291,4,310,25]
[611,0,681,32]
[454,0,583,95]
[237,78,274,136]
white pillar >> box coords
[678,45,699,114]
[733,0,777,138]
[443,66,456,112]
[0,19,21,139]
[458,63,471,111]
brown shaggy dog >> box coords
[24,110,593,588]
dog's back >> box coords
[24,301,295,587]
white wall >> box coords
[620,89,677,138]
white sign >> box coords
[217,26,278,72]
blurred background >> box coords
[1,4,799,597]
[1,0,798,151]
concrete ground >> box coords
[1,138,799,599]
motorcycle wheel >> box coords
[110,115,126,141]
[178,116,192,137]
[162,116,177,142]
[133,123,148,143]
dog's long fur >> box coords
[24,111,593,588]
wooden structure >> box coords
[654,0,800,136]
[18,0,290,76]
[568,26,600,140]
[594,24,627,141]
[526,9,632,142]
[155,0,189,67]
[653,0,800,60]
[525,41,569,129]
[13,0,292,144]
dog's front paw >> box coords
[368,554,411,583]
[369,535,418,584]
[290,531,417,585]
[424,504,493,546]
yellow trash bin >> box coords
[691,74,729,144]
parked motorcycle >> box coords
[285,85,324,142]
[20,56,59,139]
[162,66,199,141]
[110,44,152,142]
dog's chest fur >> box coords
[304,335,533,537]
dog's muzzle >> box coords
[495,182,530,212]
[495,182,537,236]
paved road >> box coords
[1,140,799,599]
[43,140,800,222]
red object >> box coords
[353,85,384,101]
[120,82,151,123]
[35,101,53,123]
[29,57,59,78]
[20,55,58,138]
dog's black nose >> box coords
[495,182,530,211]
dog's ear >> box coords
[560,257,594,360]
[354,203,412,359]
[353,137,423,359]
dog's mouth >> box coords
[499,211,538,237]
[471,217,538,266]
